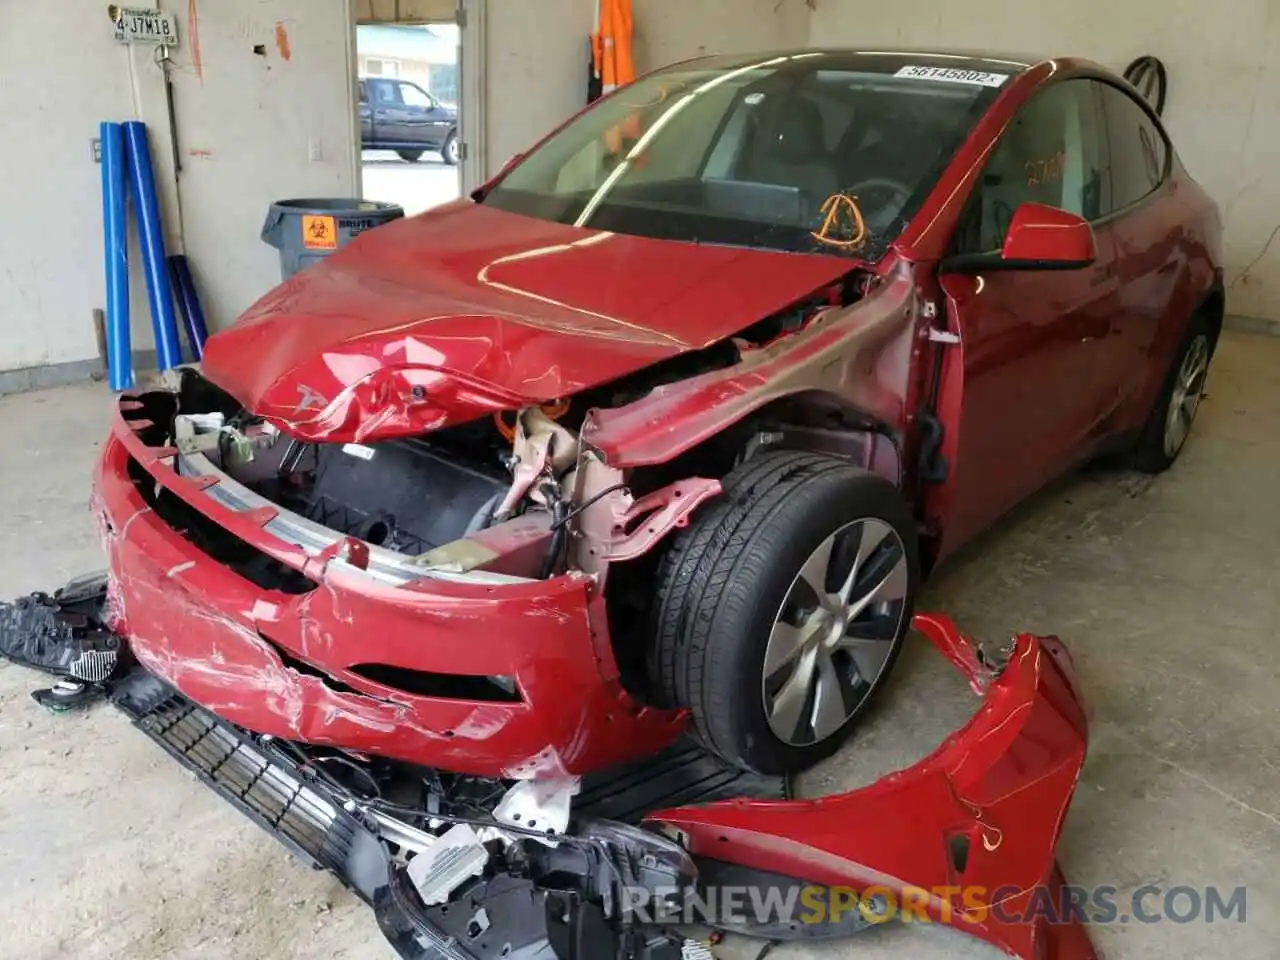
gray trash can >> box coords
[261,198,403,280]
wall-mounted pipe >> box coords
[168,254,208,360]
[100,121,132,390]
[122,121,183,370]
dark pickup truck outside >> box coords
[359,76,459,164]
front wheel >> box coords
[1131,314,1211,473]
[650,452,919,775]
[441,133,460,166]
[397,149,424,163]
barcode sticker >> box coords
[894,65,1009,88]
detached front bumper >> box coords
[93,395,683,779]
[649,613,1097,960]
[104,610,1096,960]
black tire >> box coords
[650,452,919,775]
[397,149,424,163]
[441,132,459,166]
[1130,313,1212,474]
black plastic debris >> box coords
[0,572,123,709]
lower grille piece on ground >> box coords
[109,666,388,903]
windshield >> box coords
[482,52,1011,260]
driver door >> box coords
[936,78,1121,553]
[398,81,445,148]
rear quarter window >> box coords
[1097,82,1169,212]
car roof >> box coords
[678,48,1044,75]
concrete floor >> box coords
[361,150,461,215]
[0,331,1276,959]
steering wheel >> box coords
[823,176,911,239]
[845,177,913,210]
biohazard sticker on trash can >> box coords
[302,215,338,250]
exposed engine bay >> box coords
[154,359,731,588]
[144,274,894,593]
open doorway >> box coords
[355,21,461,214]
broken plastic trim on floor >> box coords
[0,575,1098,959]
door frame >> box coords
[458,0,488,192]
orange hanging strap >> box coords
[601,0,639,153]
[612,0,634,87]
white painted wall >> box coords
[632,0,810,67]
[0,0,357,376]
[0,1,145,371]
[808,0,1280,319]
[170,1,359,333]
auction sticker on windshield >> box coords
[894,65,1009,87]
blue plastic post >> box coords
[100,122,132,390]
[122,121,183,370]
[168,255,209,360]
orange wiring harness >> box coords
[811,193,868,251]
[493,400,572,441]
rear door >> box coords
[936,78,1120,551]
[1093,81,1179,422]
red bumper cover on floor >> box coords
[649,613,1098,960]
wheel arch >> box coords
[599,390,905,707]
[1197,283,1225,356]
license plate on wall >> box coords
[113,7,179,47]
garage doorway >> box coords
[354,19,462,214]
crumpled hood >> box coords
[201,202,852,443]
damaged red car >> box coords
[91,48,1215,959]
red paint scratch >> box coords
[188,0,203,82]
[189,148,214,159]
[275,22,292,62]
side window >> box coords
[358,81,368,104]
[956,79,1105,253]
[400,83,434,109]
[1097,83,1168,211]
[373,81,400,106]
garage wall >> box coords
[808,0,1280,320]
[0,0,357,381]
[169,2,359,334]
[631,0,811,69]
[0,2,143,374]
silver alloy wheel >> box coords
[445,136,460,164]
[1164,334,1209,458]
[761,518,910,747]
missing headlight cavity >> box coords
[348,663,522,703]
[125,456,317,595]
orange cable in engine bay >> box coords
[493,400,571,441]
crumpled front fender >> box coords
[647,614,1098,960]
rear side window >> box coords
[954,79,1106,253]
[1097,83,1169,211]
